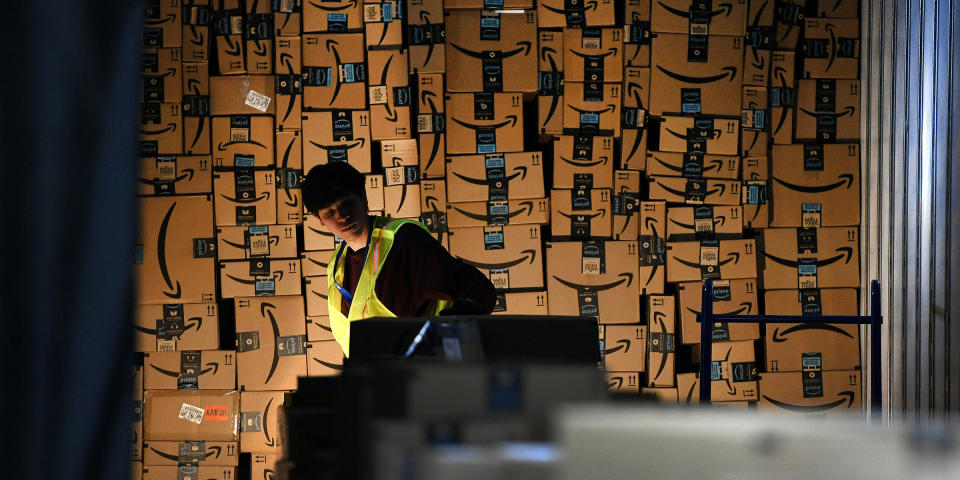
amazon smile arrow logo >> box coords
[654,179,727,199]
[773,174,854,193]
[157,202,182,299]
[798,105,856,119]
[559,155,607,167]
[558,209,607,220]
[452,166,527,186]
[133,316,203,336]
[149,361,220,378]
[219,190,271,204]
[658,1,733,19]
[673,252,741,269]
[458,249,537,270]
[451,41,532,60]
[144,13,176,25]
[569,47,619,59]
[762,391,856,412]
[665,127,721,141]
[222,236,280,251]
[653,156,723,174]
[569,104,618,115]
[669,216,726,231]
[651,315,669,381]
[226,270,284,285]
[139,123,178,135]
[762,247,854,268]
[217,138,268,151]
[451,201,534,222]
[656,65,738,84]
[308,0,357,11]
[542,0,598,15]
[772,323,855,342]
[260,303,283,384]
[308,138,366,154]
[552,272,635,291]
[686,302,753,317]
[604,339,630,355]
[451,115,518,131]
[313,357,344,370]
[139,169,195,186]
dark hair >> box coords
[302,162,366,214]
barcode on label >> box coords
[179,403,205,425]
[245,90,271,113]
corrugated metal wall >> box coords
[861,0,960,422]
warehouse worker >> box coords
[302,162,498,357]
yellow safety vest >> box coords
[327,216,452,357]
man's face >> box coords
[313,193,370,245]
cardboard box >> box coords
[649,33,744,116]
[607,372,642,394]
[307,315,334,342]
[251,454,280,480]
[647,176,741,206]
[275,139,303,226]
[538,29,565,135]
[138,156,212,195]
[676,372,699,403]
[134,303,220,352]
[210,76,275,115]
[384,170,422,219]
[139,103,183,156]
[742,179,770,229]
[183,99,212,156]
[407,0,446,73]
[420,179,449,238]
[275,82,303,133]
[816,0,859,17]
[444,9,539,93]
[764,288,861,372]
[445,152,545,202]
[666,206,744,239]
[603,324,647,371]
[553,135,615,189]
[211,116,275,168]
[741,85,768,131]
[142,466,235,480]
[758,370,862,417]
[274,1,301,37]
[143,0,182,48]
[302,33,366,109]
[760,227,860,289]
[622,65,650,108]
[795,79,860,142]
[642,387,679,403]
[367,49,412,140]
[744,46,771,86]
[638,201,667,294]
[244,16,273,75]
[307,340,345,376]
[645,151,740,179]
[773,0,806,50]
[134,365,143,460]
[624,0,652,66]
[550,188,613,239]
[363,1,404,49]
[143,441,239,466]
[216,224,297,260]
[742,155,768,180]
[563,82,622,137]
[448,225,544,290]
[538,0,615,27]
[301,250,334,277]
[612,170,642,240]
[563,27,623,83]
[182,5,210,62]
[646,295,676,387]
[708,340,759,401]
[240,391,286,454]
[770,50,796,145]
[657,115,740,155]
[447,198,550,228]
[677,279,760,345]
[136,195,216,304]
[491,291,549,315]
[770,143,860,227]
[803,18,859,79]
[219,258,302,298]
[444,0,533,8]
[651,0,747,36]
[132,461,142,480]
[142,48,182,104]
[213,6,245,74]
[182,61,209,96]
[301,110,372,172]
[302,0,363,33]
[446,93,525,154]
[144,390,239,441]
[742,129,768,158]
[416,73,447,179]
[665,238,758,282]
[303,214,337,250]
[546,241,641,324]
[212,164,277,226]
[620,122,648,172]
[235,296,308,391]
[304,275,329,317]
[144,351,236,390]
[275,35,302,73]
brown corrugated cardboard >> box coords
[144,351,236,390]
[742,180,770,229]
[420,179,449,240]
[235,296,308,391]
[212,165,277,226]
[645,151,740,179]
[770,50,796,145]
[138,156,212,195]
[612,170,641,240]
[665,238,758,282]
[143,0,182,48]
[760,227,860,289]
[803,18,859,78]
[139,103,183,156]
[770,143,860,227]
[444,10,538,93]
[742,129,769,158]
[134,365,143,460]
[384,175,422,219]
[307,341,345,376]
[240,391,286,454]
[538,28,565,135]
[368,49,413,140]
[446,93,525,154]
[307,315,334,342]
[447,198,550,228]
[444,0,533,8]
[365,174,385,213]
[144,390,239,442]
[143,441,239,466]
[180,60,209,96]
[666,206,744,239]
[381,139,418,167]
[416,73,447,178]
[219,258,302,298]
[135,303,220,352]
[649,33,743,116]
[553,135,615,189]
[136,195,216,304]
[142,466,235,480]
[773,0,806,50]
[407,0,446,73]
[274,2,301,37]
[183,116,211,156]
[647,176,741,205]
[758,370,862,417]
[275,130,302,172]
[603,324,646,371]
[651,0,747,36]
[638,201,667,295]
[302,0,363,33]
[562,82,622,137]
[642,388,679,403]
[448,225,544,290]
[491,291,549,315]
[764,288,861,372]
[620,74,649,170]
[677,279,760,345]
[741,85,768,131]
[302,33,366,109]
[244,17,273,75]
[620,131,649,172]
[132,462,142,480]
[676,372,699,403]
[275,37,303,132]
[303,214,337,250]
[538,0,615,27]
[539,94,566,136]
[742,155,768,180]
[213,5,245,74]
[550,188,613,239]
[275,150,303,226]
[251,454,280,480]
[563,27,623,83]
[301,110,373,173]
[744,46,771,86]
[182,7,210,62]
[211,115,275,168]
[304,275,329,318]
[301,250,333,277]
[363,2,404,49]
[216,224,297,260]
[445,152,546,202]
[708,340,759,401]
[816,0,859,17]
[622,65,651,108]
[607,372,642,394]
[546,241,641,324]
[657,115,740,155]
[210,76,275,115]
[624,0,652,67]
[795,79,860,142]
[646,295,676,387]
[142,48,182,104]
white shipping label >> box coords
[245,90,271,113]
[179,403,205,425]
